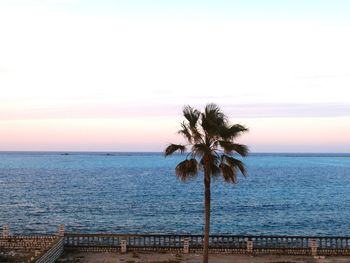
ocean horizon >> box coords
[2,151,350,159]
[1,152,350,236]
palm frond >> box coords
[178,122,193,143]
[190,126,203,144]
[183,105,200,127]
[204,103,222,118]
[205,104,226,123]
[218,141,249,157]
[219,163,237,183]
[164,144,186,157]
[165,103,249,186]
[199,153,221,176]
[222,155,247,176]
[209,162,220,176]
[175,158,198,180]
[201,103,227,137]
[192,143,211,157]
[220,124,249,140]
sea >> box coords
[0,152,349,236]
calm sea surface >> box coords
[0,152,350,236]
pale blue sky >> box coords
[4,0,350,19]
[48,0,350,19]
[0,0,349,152]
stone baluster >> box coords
[121,239,127,253]
[309,238,318,256]
[34,249,41,257]
[58,224,65,237]
[183,237,190,254]
[247,239,253,253]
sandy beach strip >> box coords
[58,251,350,263]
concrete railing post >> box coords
[247,239,253,253]
[309,239,318,256]
[2,224,9,238]
[58,224,65,237]
[121,239,127,253]
[183,238,190,254]
[34,249,41,257]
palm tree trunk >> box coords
[203,168,211,263]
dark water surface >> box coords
[0,152,349,235]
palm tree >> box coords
[164,103,249,263]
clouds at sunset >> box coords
[0,0,349,152]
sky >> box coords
[0,0,349,152]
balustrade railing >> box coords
[63,233,350,255]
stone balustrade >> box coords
[63,233,350,256]
[2,224,350,257]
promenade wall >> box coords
[2,224,350,259]
[1,224,64,263]
[64,233,350,256]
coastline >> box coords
[2,230,350,262]
[59,251,350,263]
